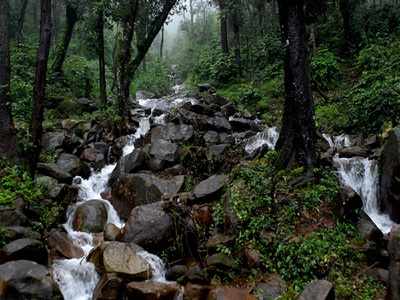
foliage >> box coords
[63,55,95,98]
[133,58,174,97]
[345,41,400,134]
[315,103,349,133]
[0,162,43,206]
[311,48,341,88]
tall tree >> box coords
[276,0,316,170]
[217,0,229,54]
[0,0,17,159]
[51,1,78,76]
[16,0,29,42]
[30,0,52,174]
[339,0,358,53]
[95,3,107,105]
[117,0,178,116]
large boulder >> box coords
[388,226,400,300]
[121,202,174,252]
[151,123,194,142]
[41,131,65,151]
[252,275,287,300]
[47,229,84,259]
[111,174,184,219]
[92,273,124,300]
[379,127,400,222]
[193,175,227,202]
[126,282,179,300]
[338,146,369,158]
[0,207,29,227]
[0,260,58,300]
[109,149,146,187]
[56,153,91,179]
[298,280,335,300]
[1,238,47,265]
[72,200,108,233]
[150,139,179,163]
[37,163,73,184]
[208,287,256,300]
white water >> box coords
[52,95,189,300]
[322,134,395,234]
[244,127,279,155]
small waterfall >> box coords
[244,127,279,156]
[52,97,188,300]
[322,134,395,234]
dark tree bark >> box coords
[0,0,17,159]
[96,6,107,105]
[51,2,77,76]
[117,0,177,116]
[30,0,52,175]
[160,25,164,59]
[276,0,316,170]
[339,0,358,53]
[16,0,29,43]
[218,0,229,54]
[231,7,241,74]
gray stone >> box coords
[56,153,91,179]
[0,260,57,300]
[41,131,65,151]
[193,175,227,201]
[37,163,73,183]
[109,149,145,186]
[150,139,179,163]
[104,224,121,241]
[72,200,108,233]
[253,275,287,300]
[47,229,84,259]
[127,282,179,300]
[151,123,194,142]
[298,280,335,300]
[2,238,47,265]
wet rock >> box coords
[229,117,261,132]
[207,116,232,132]
[111,174,184,219]
[357,212,383,242]
[0,207,29,226]
[208,144,228,158]
[252,275,287,300]
[388,226,400,299]
[221,103,237,118]
[166,265,188,281]
[206,253,236,270]
[35,175,59,196]
[122,202,174,253]
[298,280,335,300]
[198,83,215,93]
[0,260,57,300]
[126,282,179,299]
[93,273,124,300]
[203,131,219,144]
[151,123,194,142]
[208,287,256,300]
[47,229,84,259]
[193,175,227,202]
[1,238,47,265]
[104,224,122,241]
[2,226,41,241]
[338,146,369,158]
[80,143,108,169]
[42,131,65,151]
[183,283,210,300]
[37,163,73,183]
[109,149,146,186]
[379,127,400,222]
[72,200,108,233]
[338,185,363,221]
[102,242,151,280]
[150,139,179,163]
[56,153,91,179]
[182,266,210,285]
[182,102,216,116]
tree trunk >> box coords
[160,25,164,60]
[218,0,229,54]
[231,6,241,74]
[96,7,107,105]
[117,17,136,116]
[16,0,29,43]
[0,0,17,160]
[276,0,316,170]
[51,2,77,76]
[30,0,52,175]
[339,0,357,53]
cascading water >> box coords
[52,94,190,300]
[244,127,279,156]
[323,134,396,234]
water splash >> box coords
[244,127,279,156]
[333,155,394,234]
[52,97,174,300]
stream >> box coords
[52,87,196,300]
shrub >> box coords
[63,55,95,98]
[311,48,341,88]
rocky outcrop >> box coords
[42,131,65,151]
[111,174,184,219]
[151,123,194,142]
[193,175,227,202]
[388,226,400,300]
[56,153,91,179]
[379,127,400,222]
[126,282,179,300]
[298,280,335,300]
[109,149,146,186]
[72,200,108,233]
[0,260,59,300]
[47,229,84,259]
[37,163,73,183]
[121,202,174,252]
[1,238,47,265]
